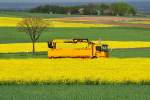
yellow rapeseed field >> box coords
[50,21,113,28]
[0,17,22,27]
[0,58,150,83]
[102,41,150,49]
[0,17,113,27]
[0,41,150,53]
[127,21,150,24]
[0,43,47,53]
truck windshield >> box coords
[96,46,101,51]
[102,45,109,52]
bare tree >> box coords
[17,16,49,53]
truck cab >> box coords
[95,44,109,58]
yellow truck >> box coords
[48,39,109,58]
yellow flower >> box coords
[50,21,113,28]
[0,41,150,53]
[0,58,149,83]
[0,17,22,27]
[128,21,150,24]
[0,43,47,53]
[0,17,113,27]
[102,41,150,49]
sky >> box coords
[0,0,148,3]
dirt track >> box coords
[56,16,150,28]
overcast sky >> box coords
[0,0,148,3]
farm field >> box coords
[1,48,150,59]
[0,85,150,100]
[0,26,150,58]
[0,27,150,43]
[0,11,81,18]
[0,41,150,53]
[0,17,150,82]
[0,58,150,83]
[0,12,150,99]
[0,17,113,27]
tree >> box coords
[29,3,136,16]
[111,2,127,16]
[17,17,49,53]
[110,2,136,16]
[128,5,137,16]
[97,3,109,15]
[30,5,66,14]
[82,3,97,15]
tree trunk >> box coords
[32,42,35,54]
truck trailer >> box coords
[48,39,109,58]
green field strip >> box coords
[0,48,150,59]
[0,85,150,100]
[0,11,81,18]
[0,27,150,44]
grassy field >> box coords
[0,11,149,18]
[0,85,150,100]
[111,48,150,58]
[0,11,81,18]
[1,48,150,59]
[0,27,150,43]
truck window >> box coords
[48,41,53,48]
[96,46,101,51]
[102,45,109,52]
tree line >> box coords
[30,2,137,16]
